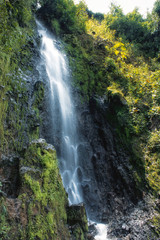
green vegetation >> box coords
[18,141,70,239]
[150,214,160,236]
[0,0,38,151]
[0,141,72,239]
[105,4,157,57]
[37,0,160,198]
[37,0,87,34]
[0,198,10,239]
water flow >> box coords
[37,21,110,239]
[37,21,82,205]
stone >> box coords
[122,223,130,231]
[20,166,41,175]
[67,203,88,233]
[30,138,46,144]
[43,143,55,151]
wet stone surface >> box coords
[107,195,160,240]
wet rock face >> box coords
[75,96,141,222]
[0,154,20,198]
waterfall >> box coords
[37,20,109,239]
[37,21,83,205]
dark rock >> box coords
[87,233,95,240]
[0,154,20,198]
[107,196,159,240]
[67,203,88,233]
[33,80,43,91]
[43,143,55,151]
[70,95,141,221]
[88,222,98,239]
[122,223,130,231]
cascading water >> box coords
[37,20,109,239]
[37,21,82,205]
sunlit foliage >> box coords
[84,9,160,196]
[106,4,160,57]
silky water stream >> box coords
[37,20,109,239]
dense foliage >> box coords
[37,0,87,34]
[105,4,160,57]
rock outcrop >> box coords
[0,140,88,239]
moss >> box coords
[62,33,109,99]
[33,81,45,109]
[145,153,160,196]
[150,214,160,237]
[18,140,70,239]
[67,204,88,239]
[0,140,88,239]
[0,0,38,152]
[0,198,10,239]
[72,224,85,240]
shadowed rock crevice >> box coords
[0,154,21,198]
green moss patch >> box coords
[18,140,70,239]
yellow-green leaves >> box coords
[112,42,128,60]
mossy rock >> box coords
[72,223,85,240]
[33,81,45,110]
[0,140,90,239]
[18,139,70,239]
[67,203,88,239]
[0,139,71,239]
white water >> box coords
[37,21,82,204]
[37,20,109,239]
[95,224,108,240]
